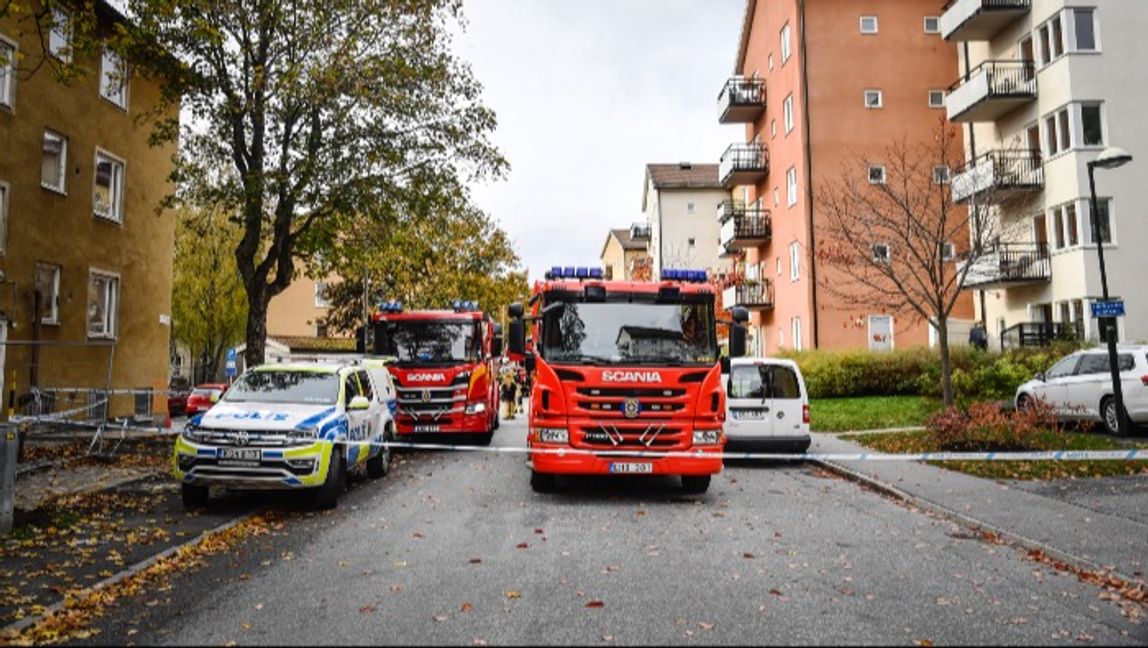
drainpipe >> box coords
[962,42,988,335]
[798,0,819,348]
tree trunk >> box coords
[937,318,955,407]
[244,286,269,367]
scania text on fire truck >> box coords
[507,266,749,494]
[369,300,503,444]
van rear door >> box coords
[725,362,772,440]
[764,364,806,437]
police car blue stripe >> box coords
[297,407,336,429]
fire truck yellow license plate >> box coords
[609,462,653,474]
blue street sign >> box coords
[225,347,238,376]
[1090,300,1125,318]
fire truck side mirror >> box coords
[508,319,526,355]
[508,302,524,319]
[720,356,731,375]
[730,306,749,325]
[729,324,748,358]
[492,322,503,358]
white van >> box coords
[722,357,811,453]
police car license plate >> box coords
[609,462,653,474]
[219,448,260,462]
[413,425,440,433]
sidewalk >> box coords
[810,432,1148,583]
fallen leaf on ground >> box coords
[468,558,482,564]
[505,591,521,599]
[461,602,473,613]
[433,614,448,622]
[360,605,376,614]
[585,600,605,608]
[698,622,715,630]
[516,543,528,549]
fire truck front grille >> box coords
[575,387,686,398]
[573,423,687,449]
[573,386,689,419]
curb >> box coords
[1,510,260,637]
[810,457,1142,585]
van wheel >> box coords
[310,449,345,510]
[1101,397,1122,436]
[530,470,555,493]
[181,483,209,509]
[366,426,392,479]
[1017,394,1034,411]
[681,475,711,494]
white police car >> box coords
[173,363,397,510]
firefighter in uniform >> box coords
[500,366,519,420]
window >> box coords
[1044,108,1069,156]
[776,256,782,277]
[780,23,791,63]
[864,89,882,109]
[791,318,803,351]
[315,282,331,308]
[768,53,774,71]
[355,370,374,401]
[933,165,950,185]
[773,188,779,207]
[87,271,119,338]
[928,89,945,108]
[1070,8,1097,52]
[1080,103,1103,146]
[860,16,878,34]
[0,36,15,109]
[49,8,71,61]
[924,16,940,34]
[42,130,67,193]
[789,242,800,281]
[0,181,7,254]
[688,237,696,247]
[1087,197,1113,245]
[93,150,125,221]
[940,242,956,261]
[1038,14,1064,65]
[1079,353,1133,375]
[783,94,794,134]
[1050,202,1080,250]
[786,167,797,207]
[872,243,891,263]
[100,46,129,108]
[868,165,886,184]
[687,202,695,214]
[770,119,776,138]
[35,263,61,324]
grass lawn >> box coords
[810,395,944,433]
[852,428,1148,480]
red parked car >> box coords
[167,376,192,416]
[185,383,229,416]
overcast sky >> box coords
[456,0,745,283]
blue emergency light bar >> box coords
[378,300,404,313]
[661,268,708,283]
[452,299,479,312]
[545,266,605,280]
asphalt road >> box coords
[86,416,1145,645]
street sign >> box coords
[1090,300,1125,318]
[225,347,238,377]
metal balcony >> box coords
[950,150,1043,204]
[941,0,1031,42]
[717,201,771,250]
[946,60,1036,123]
[719,143,768,188]
[717,76,766,124]
[1001,321,1082,349]
[630,223,651,241]
[959,243,1050,290]
[722,281,774,311]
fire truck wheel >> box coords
[530,470,556,493]
[181,483,209,509]
[492,409,500,431]
[477,430,494,446]
[680,475,711,494]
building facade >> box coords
[942,0,1148,348]
[265,270,343,339]
[598,225,651,281]
[0,1,179,419]
[718,0,975,355]
[642,163,731,279]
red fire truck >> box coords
[507,267,747,494]
[370,300,502,444]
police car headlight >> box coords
[536,427,568,444]
[182,425,208,443]
[692,429,721,446]
[465,402,487,414]
[288,426,319,441]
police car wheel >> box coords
[681,475,711,494]
[181,483,209,509]
[311,450,345,510]
[367,427,392,478]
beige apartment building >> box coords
[642,163,731,279]
[0,1,179,419]
[265,271,343,339]
[598,224,651,281]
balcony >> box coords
[718,201,771,250]
[1001,321,1082,350]
[959,243,1050,290]
[630,223,651,241]
[946,60,1036,123]
[941,0,1031,42]
[717,76,766,124]
[722,281,774,311]
[719,143,769,188]
[950,150,1043,204]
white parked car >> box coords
[1015,345,1148,435]
[722,357,811,453]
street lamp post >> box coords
[1086,146,1133,435]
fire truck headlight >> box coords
[536,428,568,444]
[466,402,487,414]
[692,429,721,446]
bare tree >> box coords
[816,121,1000,405]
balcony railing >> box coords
[941,0,1030,42]
[946,60,1036,123]
[630,223,651,241]
[719,143,769,188]
[722,281,774,311]
[1001,321,1082,350]
[718,203,771,250]
[950,150,1043,204]
[717,76,766,124]
[959,243,1050,289]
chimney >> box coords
[678,161,692,170]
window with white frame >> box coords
[42,130,67,193]
[100,46,129,108]
[93,150,125,221]
[1044,103,1105,156]
[0,180,7,254]
[928,89,945,108]
[780,23,791,63]
[773,187,779,207]
[1080,102,1104,147]
[783,94,794,133]
[776,256,782,277]
[688,237,695,247]
[35,263,61,324]
[1044,107,1070,156]
[786,167,797,207]
[932,165,950,185]
[789,242,800,281]
[87,271,119,338]
[940,242,956,261]
[867,164,886,184]
[687,201,695,214]
[768,53,774,70]
[1087,197,1113,245]
[872,243,891,263]
[1069,8,1098,52]
[860,16,878,34]
[924,16,940,34]
[770,119,776,138]
[864,89,883,108]
[1037,13,1064,66]
[49,8,71,61]
[0,36,15,109]
[315,282,331,308]
[791,317,803,351]
[1050,202,1079,250]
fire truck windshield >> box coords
[379,320,480,366]
[540,296,717,366]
